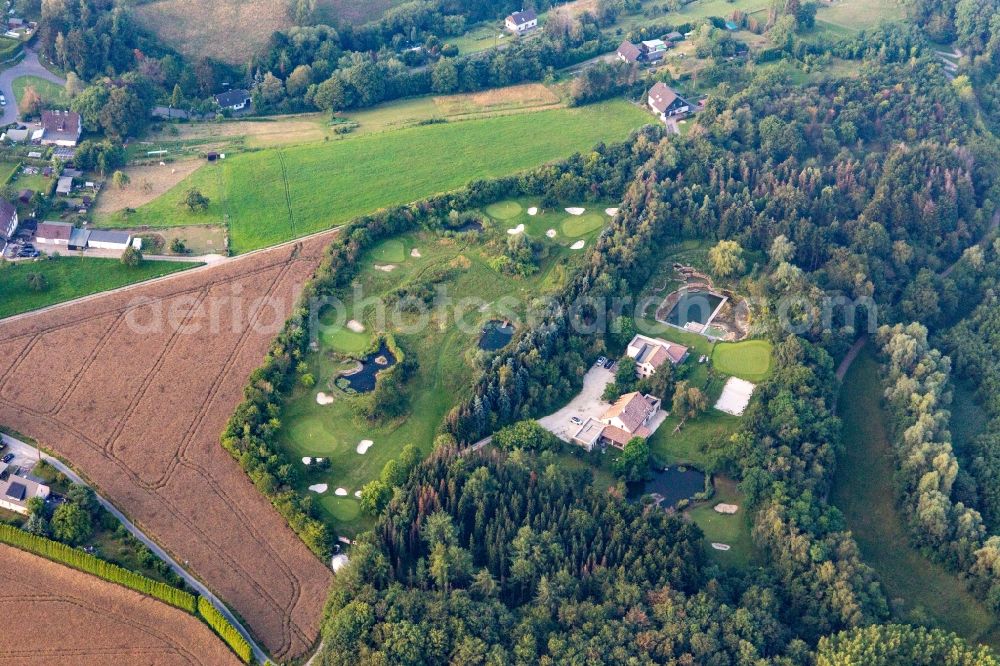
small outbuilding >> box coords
[87,229,133,251]
[35,220,73,247]
[56,176,73,195]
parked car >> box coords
[1,453,14,464]
[17,248,38,258]
[596,356,607,366]
[570,416,583,425]
[1,95,7,106]
[604,359,615,369]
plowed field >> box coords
[0,233,336,660]
[0,543,240,665]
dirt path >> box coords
[835,334,869,382]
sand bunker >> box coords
[335,488,348,496]
[507,224,525,235]
[308,484,328,494]
[354,490,362,498]
[527,207,538,216]
[357,439,374,454]
[565,207,585,215]
[546,229,557,238]
[710,543,731,551]
[605,208,619,216]
[346,320,365,333]
[375,264,397,272]
[714,503,739,515]
[316,393,334,405]
[410,248,421,258]
[302,457,312,465]
[570,241,585,250]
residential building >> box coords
[572,392,663,451]
[626,334,690,378]
[0,474,50,515]
[35,221,73,247]
[214,89,251,112]
[640,39,668,61]
[88,229,133,251]
[647,81,692,122]
[0,198,17,240]
[56,176,73,195]
[36,110,83,146]
[617,40,642,64]
[505,9,538,33]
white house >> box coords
[0,198,17,240]
[36,110,83,147]
[505,9,538,33]
[571,392,663,451]
[647,81,692,122]
[87,229,133,251]
[214,89,251,112]
[35,221,73,247]
[626,334,690,378]
[0,474,50,515]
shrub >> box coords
[197,596,253,663]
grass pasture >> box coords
[12,76,67,108]
[98,101,651,253]
[711,340,773,382]
[281,228,587,535]
[0,257,197,320]
[832,348,1000,648]
[814,0,904,31]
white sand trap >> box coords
[546,229,557,238]
[357,439,374,454]
[335,487,348,496]
[331,553,350,572]
[346,319,365,333]
[506,224,525,235]
[375,264,397,272]
[714,377,757,416]
[410,248,421,258]
[302,457,312,465]
[527,207,538,215]
[570,240,585,250]
[714,503,739,515]
[316,392,334,405]
[711,543,732,551]
[565,207,585,215]
[308,483,328,494]
[605,207,619,216]
[354,490,362,498]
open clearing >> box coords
[0,234,337,660]
[831,348,1000,648]
[97,101,649,253]
[94,159,205,214]
[0,543,239,665]
[0,257,197,320]
[283,227,588,535]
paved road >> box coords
[0,46,66,126]
[0,431,271,664]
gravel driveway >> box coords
[537,365,615,441]
[0,46,67,126]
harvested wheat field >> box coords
[0,544,240,665]
[433,83,562,117]
[0,232,337,661]
[170,115,331,149]
[94,159,204,214]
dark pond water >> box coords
[340,342,396,393]
[454,220,483,233]
[665,289,725,327]
[478,320,515,351]
[629,466,707,507]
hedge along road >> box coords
[0,46,66,125]
[0,431,271,665]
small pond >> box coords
[665,289,725,327]
[339,342,396,393]
[453,220,484,233]
[629,466,707,508]
[478,320,515,351]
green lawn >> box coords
[96,101,652,253]
[0,256,197,320]
[711,339,773,382]
[370,238,407,263]
[561,212,605,238]
[686,476,756,569]
[12,76,67,107]
[831,348,1000,648]
[485,200,522,220]
[280,228,586,535]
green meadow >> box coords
[96,101,651,253]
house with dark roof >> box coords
[214,89,251,112]
[0,475,49,515]
[505,9,538,33]
[35,220,73,247]
[665,31,684,42]
[35,110,82,146]
[627,334,690,378]
[617,40,642,64]
[0,197,17,240]
[647,81,693,122]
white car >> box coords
[0,95,7,106]
[570,416,583,426]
